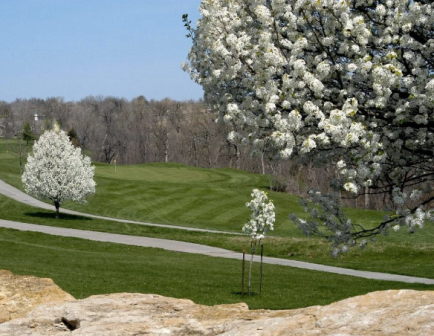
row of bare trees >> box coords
[0,96,260,169]
[0,95,381,210]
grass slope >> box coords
[0,139,386,236]
[0,139,26,188]
[0,228,432,310]
[0,138,433,280]
[60,162,390,238]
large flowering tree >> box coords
[184,0,434,254]
[22,129,96,219]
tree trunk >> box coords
[164,135,169,163]
[248,242,257,296]
[54,201,60,219]
[227,141,233,168]
[204,131,213,168]
[192,139,199,166]
[365,186,370,209]
[248,250,254,296]
[297,165,303,194]
[259,244,263,296]
[235,145,241,170]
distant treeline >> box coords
[0,95,383,210]
[0,96,265,170]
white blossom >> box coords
[337,160,346,170]
[344,182,358,193]
[185,0,434,252]
[242,189,275,240]
[22,130,96,217]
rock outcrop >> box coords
[0,270,433,335]
[0,270,74,324]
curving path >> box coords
[1,179,434,285]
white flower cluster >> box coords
[242,189,275,240]
[186,0,434,246]
[22,130,96,207]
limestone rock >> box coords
[0,270,75,324]
[0,289,433,335]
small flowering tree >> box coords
[243,189,275,295]
[185,0,434,255]
[22,129,96,219]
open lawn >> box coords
[0,227,432,310]
[0,138,433,281]
[0,139,385,236]
[1,187,434,279]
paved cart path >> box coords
[1,179,434,285]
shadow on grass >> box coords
[231,291,260,297]
[25,212,93,221]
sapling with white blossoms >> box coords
[185,0,434,255]
[22,129,96,219]
[243,189,275,241]
[243,189,275,294]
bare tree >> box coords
[7,137,30,174]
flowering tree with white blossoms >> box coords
[243,189,276,241]
[243,189,275,294]
[184,0,434,255]
[22,129,96,219]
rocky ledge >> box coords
[0,270,74,324]
[0,270,433,335]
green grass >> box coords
[0,228,432,310]
[77,162,300,235]
[1,193,434,279]
[0,138,433,281]
[48,162,388,238]
[0,139,27,188]
[0,139,385,236]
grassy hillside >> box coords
[69,162,308,236]
[0,139,386,236]
[0,139,27,188]
[1,138,433,279]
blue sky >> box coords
[0,0,203,102]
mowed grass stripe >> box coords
[95,163,232,184]
[96,165,208,182]
[182,198,246,222]
[157,186,262,231]
[66,182,195,222]
[136,187,208,223]
[88,180,255,230]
